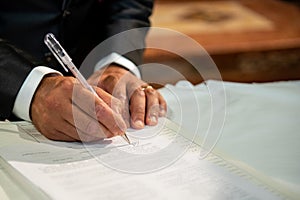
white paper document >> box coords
[0,119,284,200]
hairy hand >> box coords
[31,75,126,142]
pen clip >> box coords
[44,33,69,72]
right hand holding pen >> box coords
[30,75,127,142]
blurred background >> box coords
[141,0,300,86]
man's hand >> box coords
[87,65,167,129]
[31,75,127,142]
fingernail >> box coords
[150,115,157,124]
[134,120,144,129]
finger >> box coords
[63,105,114,140]
[94,100,126,136]
[65,99,123,138]
[144,87,159,126]
[93,86,122,114]
[39,127,77,142]
[45,127,106,143]
[60,120,114,142]
[94,86,129,128]
[130,88,146,129]
[98,75,130,127]
[31,76,116,142]
[158,92,167,117]
[112,84,130,128]
[45,98,112,141]
[96,85,130,128]
[34,112,103,142]
[72,84,127,136]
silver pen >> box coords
[44,33,130,144]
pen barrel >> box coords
[66,60,98,96]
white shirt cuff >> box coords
[94,52,141,79]
[13,66,62,121]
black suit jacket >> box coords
[0,0,153,120]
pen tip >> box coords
[122,134,131,144]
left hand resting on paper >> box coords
[88,64,167,129]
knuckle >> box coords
[43,97,53,109]
[44,95,61,110]
[146,88,156,96]
[58,78,74,92]
[134,89,146,97]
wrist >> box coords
[13,66,62,121]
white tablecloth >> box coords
[159,80,300,197]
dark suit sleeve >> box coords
[102,0,154,66]
[0,39,35,120]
